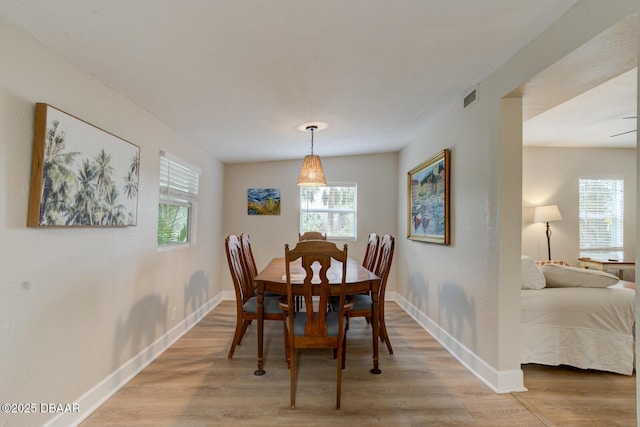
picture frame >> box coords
[407,148,450,244]
[247,188,281,215]
[27,103,140,227]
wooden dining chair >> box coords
[296,231,327,310]
[347,233,395,354]
[225,234,286,359]
[362,232,379,271]
[280,240,353,409]
[298,231,327,241]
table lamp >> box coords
[533,204,562,261]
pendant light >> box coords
[297,125,327,186]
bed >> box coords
[520,256,635,375]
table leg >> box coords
[370,281,381,375]
[254,284,265,376]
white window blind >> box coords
[158,151,200,247]
[159,151,200,202]
[300,184,357,240]
[579,178,624,258]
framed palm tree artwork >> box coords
[27,103,140,227]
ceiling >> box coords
[521,13,638,149]
[3,0,628,163]
[524,67,637,148]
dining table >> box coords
[253,256,382,376]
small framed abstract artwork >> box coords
[27,103,140,227]
[407,149,450,244]
[247,188,281,215]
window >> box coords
[158,151,200,247]
[299,184,357,240]
[579,178,623,259]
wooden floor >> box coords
[81,301,636,426]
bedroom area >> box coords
[519,10,637,398]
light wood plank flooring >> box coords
[81,301,636,426]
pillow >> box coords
[542,264,620,288]
[521,255,546,290]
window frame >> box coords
[578,177,624,259]
[299,182,357,241]
[157,151,200,249]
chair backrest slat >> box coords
[225,234,254,304]
[374,234,395,294]
[239,233,258,282]
[362,232,379,271]
[298,231,327,241]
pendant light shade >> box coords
[297,125,327,186]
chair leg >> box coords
[380,319,393,354]
[227,318,250,359]
[336,343,343,409]
[283,319,290,367]
[341,332,347,369]
[379,305,393,354]
[290,349,296,409]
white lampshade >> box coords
[533,204,562,223]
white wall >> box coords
[396,0,639,393]
[0,23,224,426]
[221,152,398,293]
[523,147,636,281]
[2,2,638,424]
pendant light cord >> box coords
[306,124,318,156]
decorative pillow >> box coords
[521,255,546,290]
[535,260,569,267]
[542,264,620,288]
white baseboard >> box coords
[390,292,525,393]
[46,293,226,427]
[221,290,236,300]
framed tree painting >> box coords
[407,148,450,244]
[27,103,140,227]
[247,188,281,215]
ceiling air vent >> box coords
[463,88,478,109]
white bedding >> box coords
[521,285,635,375]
